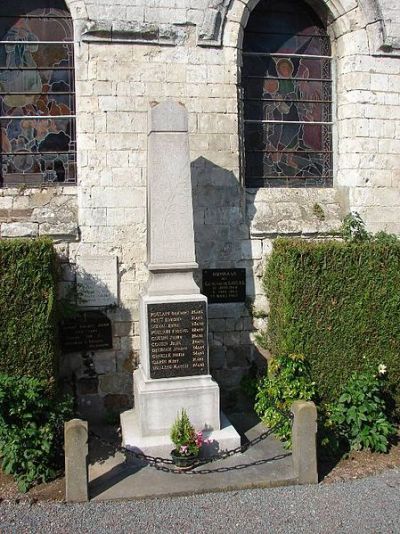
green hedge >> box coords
[0,238,58,381]
[262,238,400,414]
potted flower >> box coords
[170,408,204,468]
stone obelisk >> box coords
[121,101,240,456]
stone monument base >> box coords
[121,409,241,459]
[120,365,241,458]
[132,365,221,435]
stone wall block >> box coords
[77,377,99,396]
[241,239,262,260]
[98,372,132,395]
[39,222,79,240]
[209,346,226,370]
[0,197,13,209]
[93,351,116,375]
[114,322,134,337]
[104,394,131,412]
[8,209,34,221]
[1,222,38,237]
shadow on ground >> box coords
[88,400,295,501]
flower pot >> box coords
[170,450,199,469]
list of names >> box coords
[148,301,208,379]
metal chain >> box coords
[89,408,293,475]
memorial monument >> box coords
[121,101,240,456]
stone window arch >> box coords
[242,0,332,188]
[0,0,76,186]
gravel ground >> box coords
[1,468,400,533]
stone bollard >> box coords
[64,419,89,502]
[291,401,318,485]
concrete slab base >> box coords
[89,419,296,502]
[121,409,241,458]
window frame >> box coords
[241,0,334,189]
[0,3,76,187]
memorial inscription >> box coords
[202,269,246,303]
[148,301,208,379]
[60,311,113,353]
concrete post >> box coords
[291,401,318,485]
[64,419,89,502]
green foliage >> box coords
[374,231,400,245]
[255,354,316,447]
[170,409,201,456]
[262,237,400,415]
[240,374,259,401]
[327,366,395,453]
[0,374,73,492]
[0,238,58,381]
[340,212,370,242]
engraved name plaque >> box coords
[202,269,246,303]
[60,311,113,353]
[148,301,208,379]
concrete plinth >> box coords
[133,365,220,435]
[121,409,240,459]
[121,364,241,456]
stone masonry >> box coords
[1,0,400,419]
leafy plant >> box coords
[327,364,395,452]
[240,374,259,401]
[255,353,316,447]
[170,409,204,457]
[340,212,370,242]
[0,374,73,492]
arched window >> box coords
[242,0,332,188]
[0,0,76,186]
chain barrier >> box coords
[89,408,293,475]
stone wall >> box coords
[0,188,78,240]
[3,0,400,418]
[379,0,400,51]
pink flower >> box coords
[195,431,204,447]
[179,445,188,454]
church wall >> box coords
[1,0,399,418]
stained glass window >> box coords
[242,0,332,188]
[0,1,76,186]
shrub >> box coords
[327,364,395,452]
[255,353,316,447]
[0,238,58,381]
[170,409,203,457]
[0,374,73,492]
[262,237,400,414]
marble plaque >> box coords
[76,255,118,307]
[148,301,208,379]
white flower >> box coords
[378,364,387,376]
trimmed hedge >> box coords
[262,238,400,414]
[0,238,58,381]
